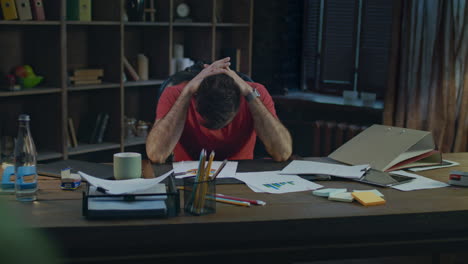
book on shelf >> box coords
[96,113,109,144]
[70,68,103,85]
[123,57,140,81]
[89,113,103,144]
[72,79,103,85]
[68,117,78,148]
[1,0,18,20]
[78,112,107,144]
[73,69,104,77]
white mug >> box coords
[113,152,142,180]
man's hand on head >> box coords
[223,66,253,96]
[183,57,231,96]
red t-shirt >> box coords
[156,81,277,161]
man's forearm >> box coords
[248,98,292,161]
[146,92,192,163]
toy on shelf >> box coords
[14,65,44,89]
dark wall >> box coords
[252,0,302,95]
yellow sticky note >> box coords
[351,191,386,206]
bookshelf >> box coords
[0,0,253,162]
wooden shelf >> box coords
[38,151,63,161]
[173,22,213,27]
[124,80,164,87]
[216,23,250,28]
[0,21,60,26]
[0,87,61,97]
[68,142,120,156]
[0,0,253,162]
[124,22,170,27]
[124,136,147,147]
[68,82,120,92]
[66,21,120,26]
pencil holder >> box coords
[183,176,216,216]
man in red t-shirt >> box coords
[146,57,292,163]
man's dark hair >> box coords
[195,74,241,130]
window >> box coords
[302,0,393,99]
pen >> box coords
[215,193,266,206]
[207,196,250,207]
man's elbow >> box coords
[148,153,168,164]
[271,148,292,162]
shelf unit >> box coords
[0,0,253,163]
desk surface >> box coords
[3,153,468,263]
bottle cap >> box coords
[18,114,30,121]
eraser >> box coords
[328,192,354,202]
[312,188,347,197]
[351,191,386,206]
[353,189,384,197]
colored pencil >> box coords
[215,193,266,206]
[199,151,215,211]
[207,196,251,207]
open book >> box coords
[328,124,442,172]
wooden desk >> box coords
[3,153,468,263]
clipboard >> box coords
[329,124,442,172]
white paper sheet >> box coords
[78,170,173,195]
[234,171,323,194]
[408,159,460,172]
[172,161,238,179]
[390,170,449,191]
[280,160,369,179]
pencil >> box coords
[215,193,266,206]
[190,149,205,212]
[207,196,251,207]
[212,159,228,180]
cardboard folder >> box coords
[30,0,45,20]
[15,0,32,20]
[328,124,442,172]
[1,0,18,20]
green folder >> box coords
[67,0,91,21]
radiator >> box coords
[283,120,368,157]
[312,121,367,157]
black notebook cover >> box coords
[37,159,114,179]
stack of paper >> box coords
[351,192,386,206]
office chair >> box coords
[156,61,254,103]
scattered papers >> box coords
[234,171,323,194]
[408,159,459,172]
[280,160,369,179]
[312,188,347,197]
[389,170,449,191]
[78,170,173,195]
[173,161,238,179]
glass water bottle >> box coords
[14,114,38,202]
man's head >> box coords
[195,74,241,130]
